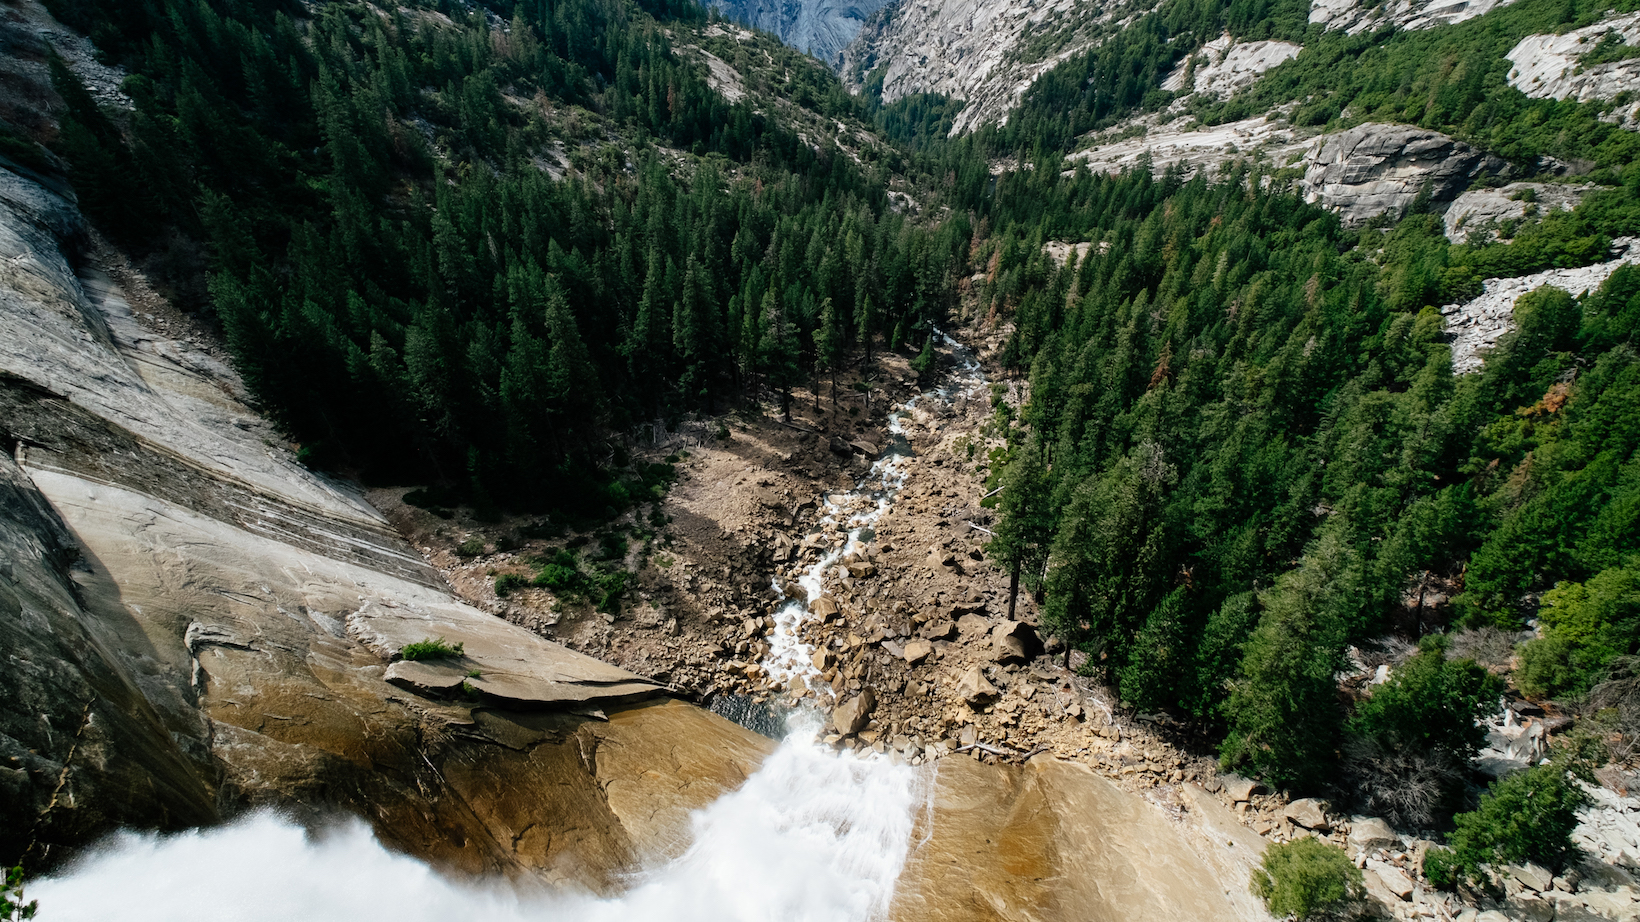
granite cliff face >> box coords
[1507,11,1640,130]
[840,0,1131,134]
[1300,123,1510,226]
[712,0,892,63]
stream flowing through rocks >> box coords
[33,335,989,922]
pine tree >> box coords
[991,441,1053,614]
[813,296,844,408]
[760,285,801,421]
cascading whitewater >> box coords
[760,328,985,699]
[35,721,931,922]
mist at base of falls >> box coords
[34,727,932,922]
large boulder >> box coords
[903,638,934,665]
[1301,124,1507,226]
[919,618,956,640]
[832,688,877,735]
[991,620,1044,664]
[1222,774,1267,802]
[1283,797,1330,831]
[1348,816,1398,851]
[955,666,1001,707]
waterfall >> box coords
[35,722,930,922]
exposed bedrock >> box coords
[1301,123,1509,226]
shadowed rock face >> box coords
[1301,123,1508,227]
[0,163,773,883]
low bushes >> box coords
[1252,837,1365,920]
[1424,762,1590,889]
[400,637,464,660]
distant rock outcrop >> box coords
[1442,237,1640,374]
[712,0,891,63]
[1507,11,1640,130]
[1161,35,1301,100]
[1443,182,1593,244]
[1301,123,1508,226]
[1308,0,1522,34]
[840,0,1129,134]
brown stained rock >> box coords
[833,688,877,735]
[919,618,956,641]
[1366,860,1414,901]
[903,638,933,665]
[955,665,1000,707]
[991,619,1043,664]
[809,595,841,620]
[956,613,991,637]
[892,756,1249,922]
[1283,797,1330,831]
[1348,817,1398,851]
[1222,774,1267,802]
[846,560,877,578]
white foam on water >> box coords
[35,724,930,922]
[760,329,986,696]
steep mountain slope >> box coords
[841,0,1137,133]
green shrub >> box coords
[1516,633,1581,700]
[1349,637,1503,758]
[2,865,37,921]
[532,563,580,591]
[455,537,486,557]
[1252,837,1364,920]
[1517,568,1640,699]
[400,637,464,660]
[596,569,631,613]
[1425,763,1590,889]
[1421,847,1461,891]
[494,573,526,597]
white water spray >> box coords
[36,723,929,922]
